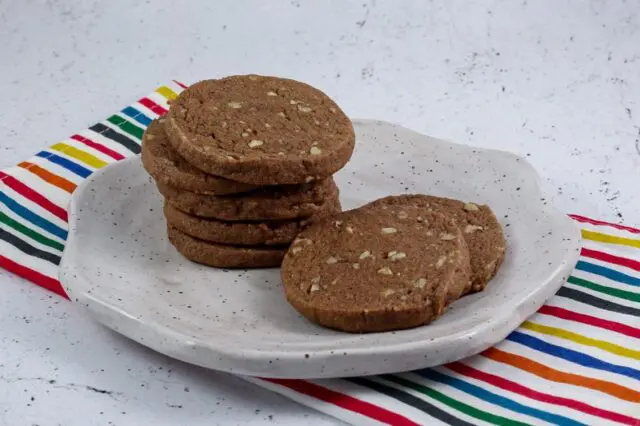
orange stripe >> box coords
[18,162,77,193]
[483,347,640,403]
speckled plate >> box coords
[59,119,581,379]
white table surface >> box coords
[1,0,638,424]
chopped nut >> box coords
[397,211,408,219]
[305,176,314,183]
[248,140,264,148]
[436,256,447,268]
[294,237,312,245]
[249,75,259,80]
[416,216,424,222]
[346,226,354,234]
[331,278,339,285]
[329,107,337,113]
[146,133,155,140]
[378,267,393,275]
[464,202,479,211]
[241,132,250,138]
[291,246,302,255]
[426,231,434,236]
[311,276,320,284]
[464,224,484,234]
[388,251,407,261]
[227,101,242,109]
[277,112,287,118]
[310,283,321,293]
[158,118,165,124]
[352,263,360,269]
[333,220,343,227]
[297,105,313,113]
[290,99,299,104]
[414,278,427,289]
[264,122,271,128]
[314,119,320,125]
[381,227,398,234]
[439,233,456,241]
[309,146,322,155]
[486,261,496,270]
[381,289,395,297]
[221,121,228,128]
[326,256,338,264]
[267,91,278,96]
[359,250,372,260]
[278,152,286,156]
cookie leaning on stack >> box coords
[141,75,355,268]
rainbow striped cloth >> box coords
[1,83,639,426]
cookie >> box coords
[366,195,505,294]
[157,178,339,221]
[163,196,342,246]
[141,119,259,195]
[280,204,471,333]
[164,75,355,185]
[167,225,286,268]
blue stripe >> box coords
[414,369,585,426]
[0,191,68,240]
[508,331,640,381]
[35,151,92,178]
[575,260,640,287]
[121,107,152,127]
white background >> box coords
[1,0,638,424]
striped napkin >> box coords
[1,82,638,426]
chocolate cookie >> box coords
[167,225,286,268]
[366,195,505,294]
[281,204,471,333]
[164,75,355,185]
[158,178,339,221]
[141,119,258,195]
[163,196,342,246]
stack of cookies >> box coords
[141,75,355,268]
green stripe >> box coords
[0,211,65,252]
[568,275,640,303]
[107,115,144,139]
[382,375,531,426]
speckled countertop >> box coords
[1,0,638,424]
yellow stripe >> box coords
[156,86,178,100]
[582,229,640,249]
[522,321,640,361]
[51,143,108,169]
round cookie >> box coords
[141,119,259,195]
[281,205,471,333]
[158,178,339,221]
[366,195,505,294]
[164,75,355,185]
[163,196,342,246]
[167,225,286,268]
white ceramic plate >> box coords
[59,119,581,379]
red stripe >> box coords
[447,362,639,425]
[0,254,68,298]
[581,248,640,272]
[263,378,418,426]
[0,172,68,222]
[138,97,168,115]
[570,214,640,234]
[70,134,125,160]
[539,305,640,339]
[173,80,189,89]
